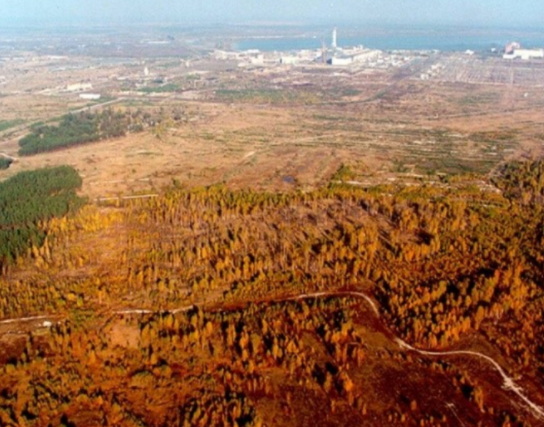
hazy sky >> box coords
[0,0,542,27]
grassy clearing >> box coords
[0,119,24,133]
[215,89,320,105]
[138,83,182,94]
[458,92,501,106]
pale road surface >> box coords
[0,315,51,325]
[70,98,125,115]
[96,194,159,202]
[1,290,542,419]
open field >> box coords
[1,75,543,198]
[1,50,543,196]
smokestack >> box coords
[322,40,327,64]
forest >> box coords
[17,109,154,156]
[0,161,544,426]
[0,166,85,269]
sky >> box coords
[0,0,542,27]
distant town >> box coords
[3,27,543,108]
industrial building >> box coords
[328,55,353,66]
[79,93,101,100]
[250,54,264,65]
[503,49,544,60]
[65,83,93,92]
[505,42,521,55]
[318,28,382,66]
[324,46,382,66]
[280,56,298,65]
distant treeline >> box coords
[0,166,85,267]
[18,109,150,156]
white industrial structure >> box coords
[79,93,101,100]
[503,49,544,60]
[332,28,338,49]
[65,83,93,93]
[280,56,298,65]
[250,54,264,65]
[329,56,352,66]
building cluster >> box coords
[221,32,544,72]
[215,29,414,70]
[420,64,444,81]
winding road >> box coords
[1,289,543,420]
[395,338,544,419]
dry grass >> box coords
[1,73,543,198]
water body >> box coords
[235,27,544,52]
